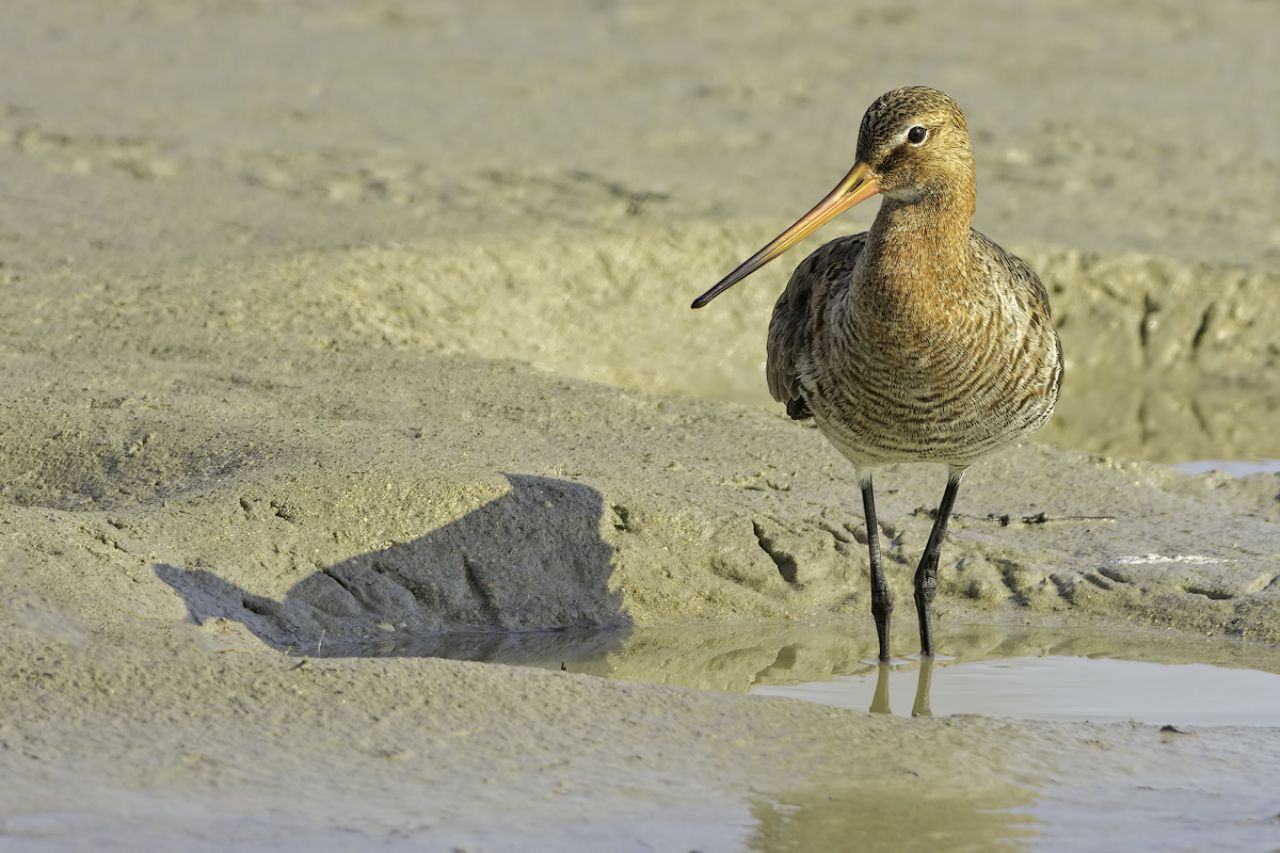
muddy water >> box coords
[746,724,1280,853]
[320,621,1280,850]
[322,621,1280,725]
[1178,459,1280,476]
[754,656,1280,725]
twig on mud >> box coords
[991,512,1119,527]
[918,508,1119,527]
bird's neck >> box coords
[861,189,976,302]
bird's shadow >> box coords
[155,473,629,658]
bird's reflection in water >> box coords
[868,657,935,717]
[912,657,935,717]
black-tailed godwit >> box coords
[693,86,1063,661]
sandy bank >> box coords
[2,276,1277,645]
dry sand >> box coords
[1,0,1278,849]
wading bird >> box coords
[692,87,1062,661]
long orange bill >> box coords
[691,161,880,309]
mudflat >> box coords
[0,1,1276,849]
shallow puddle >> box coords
[308,622,1280,848]
[753,656,1280,726]
[316,621,1280,728]
[1176,458,1280,476]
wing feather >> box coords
[765,233,867,419]
[969,230,1053,318]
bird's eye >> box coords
[907,125,928,145]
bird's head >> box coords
[692,85,975,309]
[855,86,974,205]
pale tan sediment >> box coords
[0,0,1277,847]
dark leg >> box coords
[861,475,893,662]
[914,470,964,657]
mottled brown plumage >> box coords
[693,86,1063,661]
